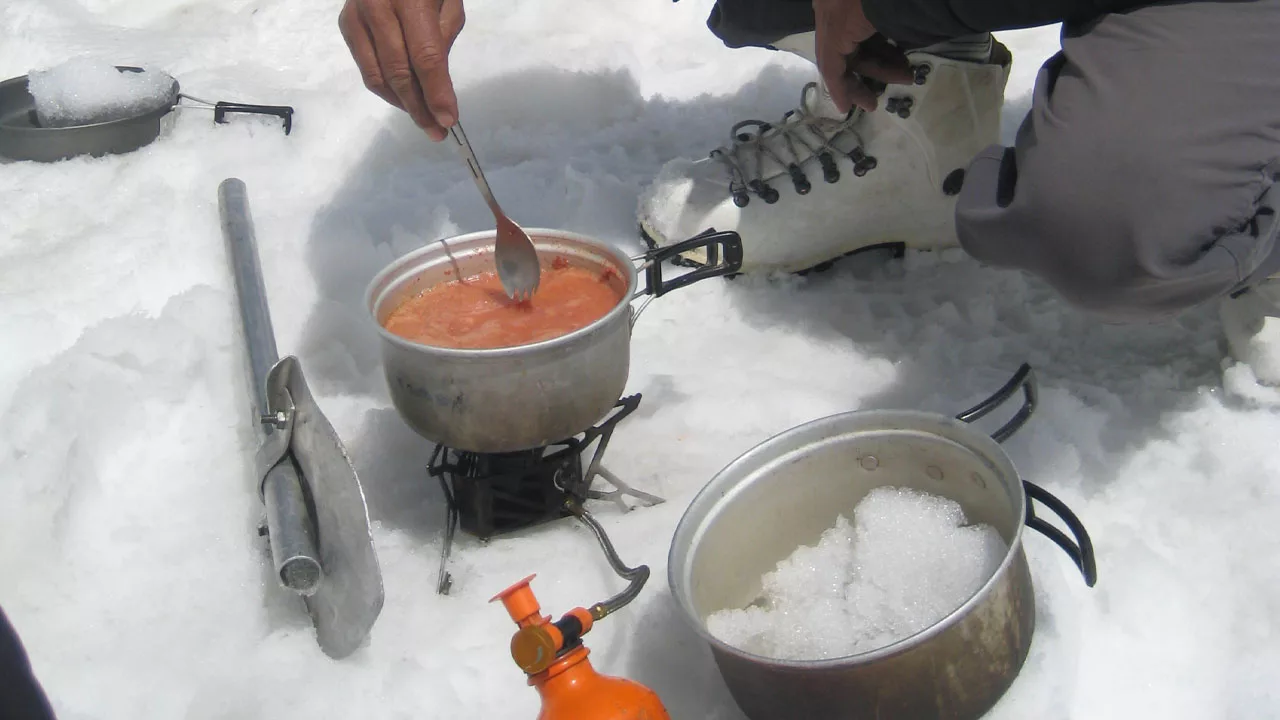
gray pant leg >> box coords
[956,0,1280,324]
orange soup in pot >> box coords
[383,257,624,349]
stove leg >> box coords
[587,465,665,512]
[436,475,458,595]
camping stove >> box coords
[427,394,664,595]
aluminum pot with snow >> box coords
[667,364,1098,720]
[365,227,742,453]
[0,59,294,163]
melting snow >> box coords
[706,487,1008,661]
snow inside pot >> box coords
[0,58,294,162]
[365,227,742,454]
[667,364,1098,720]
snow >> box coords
[706,487,1007,661]
[26,57,174,127]
[1,2,1278,719]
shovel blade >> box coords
[267,355,384,659]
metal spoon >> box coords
[447,122,540,301]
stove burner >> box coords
[428,393,663,594]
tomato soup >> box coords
[383,258,624,349]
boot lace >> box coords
[709,82,879,208]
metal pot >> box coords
[365,227,742,453]
[0,66,293,163]
[667,364,1097,720]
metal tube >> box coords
[264,457,323,595]
[219,177,323,595]
[566,501,650,620]
[218,177,280,417]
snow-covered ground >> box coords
[2,1,1278,718]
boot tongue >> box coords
[769,32,853,121]
[802,81,846,121]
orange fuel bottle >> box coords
[491,574,672,720]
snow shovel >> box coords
[217,177,384,660]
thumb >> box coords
[835,71,880,112]
[815,28,856,113]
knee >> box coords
[957,141,1254,324]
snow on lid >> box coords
[27,57,174,128]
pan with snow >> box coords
[0,56,295,162]
[668,363,1097,720]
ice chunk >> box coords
[26,57,174,128]
[706,486,1007,661]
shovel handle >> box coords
[218,178,323,597]
[218,178,280,419]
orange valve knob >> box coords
[510,624,559,675]
[491,574,566,673]
[491,573,546,628]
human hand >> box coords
[813,0,912,113]
[339,0,465,141]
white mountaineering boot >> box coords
[637,31,1012,275]
[1221,279,1280,385]
[1219,180,1280,386]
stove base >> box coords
[427,394,663,594]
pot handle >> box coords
[954,363,1037,444]
[177,93,295,135]
[214,102,295,135]
[955,366,1098,587]
[1023,480,1098,587]
[633,229,744,298]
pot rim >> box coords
[666,407,1030,669]
[363,227,640,358]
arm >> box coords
[861,0,1162,47]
